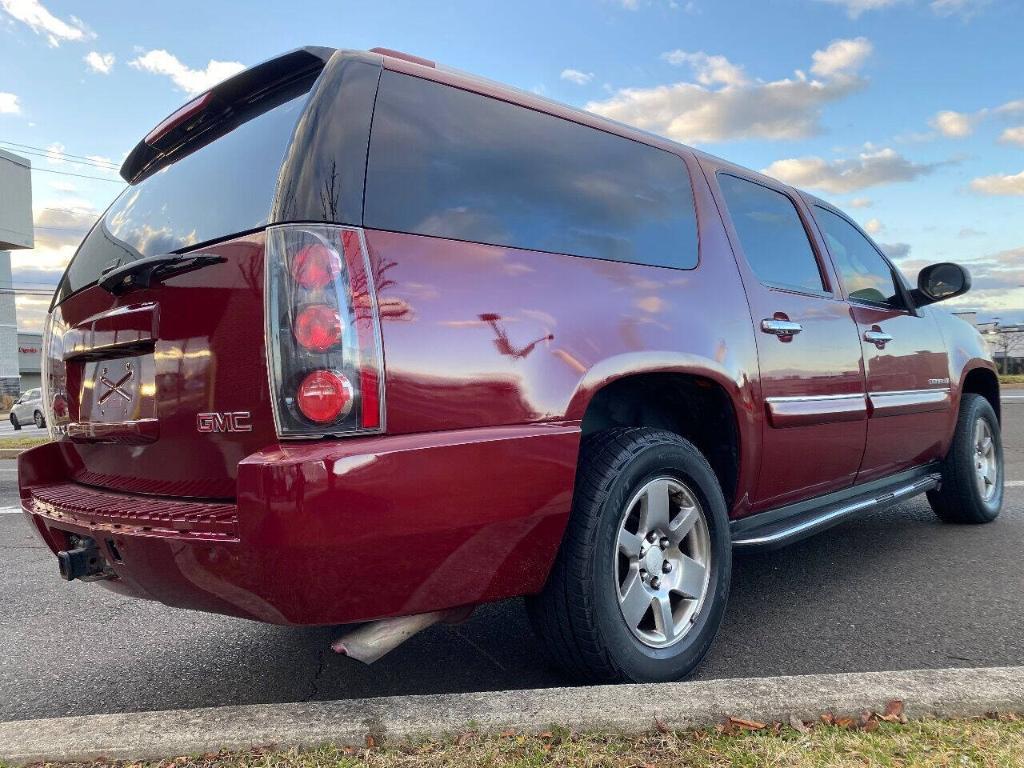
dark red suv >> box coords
[19,46,1004,683]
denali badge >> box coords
[928,377,951,386]
[197,412,253,433]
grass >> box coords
[0,435,49,450]
[10,715,1024,768]
[1000,374,1024,386]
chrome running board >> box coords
[731,467,942,551]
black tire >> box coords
[9,413,20,431]
[527,427,731,683]
[33,411,45,429]
[927,393,1003,524]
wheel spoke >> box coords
[619,571,652,627]
[669,504,700,545]
[979,435,993,456]
[654,595,676,642]
[618,528,643,559]
[676,554,707,600]
[639,479,671,533]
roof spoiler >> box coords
[120,46,336,183]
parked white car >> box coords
[10,388,45,430]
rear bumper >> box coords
[18,424,580,625]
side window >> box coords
[365,71,699,269]
[717,174,826,293]
[813,206,902,308]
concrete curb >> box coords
[0,448,25,459]
[2,666,1023,765]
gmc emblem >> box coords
[197,412,253,433]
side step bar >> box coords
[731,467,942,551]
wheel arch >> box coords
[961,364,1000,423]
[566,353,754,511]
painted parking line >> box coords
[0,506,23,514]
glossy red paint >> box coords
[45,233,272,499]
[22,424,579,624]
[18,47,1000,628]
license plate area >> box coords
[67,354,158,443]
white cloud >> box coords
[84,51,114,74]
[930,109,976,137]
[762,147,940,193]
[44,141,66,164]
[849,197,873,208]
[0,92,20,114]
[864,217,884,235]
[660,51,747,86]
[560,68,594,86]
[810,37,872,78]
[880,242,911,259]
[970,170,1024,196]
[815,0,906,18]
[586,38,871,144]
[129,49,245,96]
[999,126,1024,146]
[0,0,92,46]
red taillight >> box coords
[293,304,344,352]
[265,225,385,437]
[291,242,342,290]
[296,370,353,423]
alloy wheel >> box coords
[614,476,712,649]
[974,417,999,502]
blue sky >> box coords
[1,0,1022,331]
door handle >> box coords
[761,318,803,336]
[863,328,893,348]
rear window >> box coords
[57,90,311,302]
[364,71,698,270]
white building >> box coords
[0,148,34,396]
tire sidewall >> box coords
[590,439,731,681]
[9,414,19,430]
[952,396,1003,520]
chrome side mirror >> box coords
[914,262,971,306]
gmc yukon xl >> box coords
[19,46,1003,683]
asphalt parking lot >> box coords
[1,398,1021,722]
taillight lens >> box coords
[291,242,342,290]
[297,370,353,423]
[293,304,344,352]
[265,225,385,437]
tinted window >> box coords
[365,71,698,269]
[59,89,312,301]
[718,174,825,293]
[814,206,901,307]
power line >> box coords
[0,139,122,169]
[4,147,121,173]
[31,167,123,184]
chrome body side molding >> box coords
[764,393,867,428]
[868,388,951,417]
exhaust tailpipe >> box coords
[331,608,468,664]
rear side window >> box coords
[364,71,698,269]
[717,174,825,293]
[813,206,902,307]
